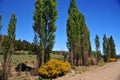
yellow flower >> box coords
[38,59,71,78]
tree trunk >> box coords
[76,53,79,66]
[3,62,8,80]
[82,43,89,66]
[37,47,42,67]
[69,50,74,66]
[3,47,13,80]
[42,47,45,65]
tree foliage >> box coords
[2,13,17,80]
[103,35,116,62]
[95,35,100,52]
[106,38,111,61]
[67,0,91,66]
[33,0,57,67]
[103,34,107,56]
[109,36,116,58]
[95,34,101,62]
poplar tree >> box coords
[95,34,101,62]
[2,13,17,80]
[105,36,116,62]
[67,0,81,66]
[95,35,100,52]
[109,36,116,58]
[67,0,90,66]
[103,34,107,56]
[81,21,90,66]
[33,0,44,67]
[106,38,111,62]
[33,0,57,67]
[103,34,108,62]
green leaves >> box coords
[67,0,91,66]
[95,34,100,52]
[103,34,107,56]
[8,14,17,41]
[3,13,17,54]
[33,0,57,64]
[103,35,116,62]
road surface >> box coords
[56,60,120,80]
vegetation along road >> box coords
[56,60,120,80]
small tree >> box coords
[2,13,17,80]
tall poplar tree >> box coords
[67,0,90,66]
[103,34,108,62]
[33,0,57,67]
[109,36,116,58]
[80,18,90,66]
[105,36,116,62]
[95,34,101,62]
[67,0,81,66]
[33,0,44,67]
[95,35,100,52]
[103,34,107,56]
[106,38,111,62]
[2,13,17,80]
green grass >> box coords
[0,55,36,65]
[50,53,64,60]
[0,53,65,65]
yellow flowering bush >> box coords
[109,58,117,62]
[38,59,71,78]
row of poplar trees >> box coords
[33,0,91,67]
[103,34,116,62]
[0,1,117,80]
[95,34,117,62]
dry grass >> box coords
[0,53,65,80]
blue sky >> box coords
[0,0,120,54]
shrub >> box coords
[89,58,97,65]
[109,58,117,62]
[38,59,71,78]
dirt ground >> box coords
[55,60,120,80]
[1,56,120,80]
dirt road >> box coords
[56,60,120,80]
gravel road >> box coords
[56,60,120,80]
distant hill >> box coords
[117,54,120,57]
[116,54,120,58]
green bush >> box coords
[38,59,71,78]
